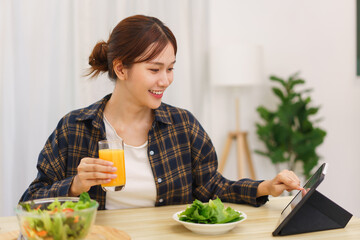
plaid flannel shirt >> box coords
[20,94,268,209]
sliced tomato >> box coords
[36,230,47,237]
[62,208,74,213]
[49,208,58,214]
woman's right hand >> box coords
[69,157,117,196]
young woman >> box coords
[20,15,302,210]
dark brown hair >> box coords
[87,15,177,80]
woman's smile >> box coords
[149,90,164,98]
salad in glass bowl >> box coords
[15,192,98,240]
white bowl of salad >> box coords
[173,198,247,235]
[15,192,99,240]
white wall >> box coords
[209,0,360,217]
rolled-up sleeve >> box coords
[20,117,73,201]
[188,111,268,206]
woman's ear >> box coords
[113,59,127,81]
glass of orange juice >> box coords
[98,140,125,192]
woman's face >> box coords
[121,43,176,110]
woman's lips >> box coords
[149,90,163,99]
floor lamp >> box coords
[210,43,263,179]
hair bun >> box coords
[87,41,109,77]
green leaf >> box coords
[272,87,285,101]
[289,79,305,89]
[79,192,91,203]
[257,106,273,121]
[270,75,286,87]
[288,72,301,83]
[269,149,288,164]
[300,88,313,94]
[307,107,319,115]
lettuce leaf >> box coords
[178,197,243,224]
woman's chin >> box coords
[144,97,162,109]
[150,102,162,109]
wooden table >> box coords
[1,197,359,239]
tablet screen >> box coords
[278,163,327,223]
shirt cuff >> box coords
[254,195,269,207]
[52,176,75,197]
[244,179,269,207]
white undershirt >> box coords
[103,115,157,210]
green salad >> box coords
[178,197,244,224]
[18,192,98,240]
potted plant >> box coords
[255,73,326,179]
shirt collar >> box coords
[154,103,172,125]
[75,94,111,129]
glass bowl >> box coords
[15,197,99,240]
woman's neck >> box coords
[105,85,152,122]
[103,83,154,146]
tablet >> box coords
[272,163,328,236]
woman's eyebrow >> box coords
[148,60,176,66]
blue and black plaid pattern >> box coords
[20,94,268,209]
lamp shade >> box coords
[210,43,263,87]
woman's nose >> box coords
[158,71,172,87]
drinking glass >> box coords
[98,140,126,192]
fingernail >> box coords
[105,179,111,182]
[107,162,114,166]
[111,167,117,171]
[111,174,117,179]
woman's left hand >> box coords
[257,170,303,197]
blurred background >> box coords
[1,0,359,218]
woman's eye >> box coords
[150,69,159,72]
[168,68,174,72]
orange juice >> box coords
[99,149,126,187]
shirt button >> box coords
[159,198,164,203]
[149,150,155,156]
[157,178,162,183]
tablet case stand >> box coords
[275,190,353,236]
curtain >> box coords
[0,0,210,216]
